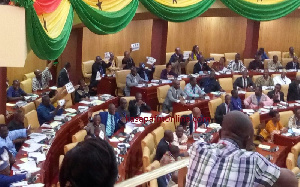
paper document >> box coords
[6,103,15,107]
[196,128,207,133]
[243,109,255,113]
[17,161,40,173]
[258,144,271,149]
[79,100,91,105]
[65,108,77,113]
[183,51,190,60]
[104,52,110,59]
[140,112,152,119]
[131,43,140,51]
[49,86,57,90]
[65,82,75,93]
[22,143,43,153]
[58,99,65,106]
[146,56,156,64]
[110,137,120,142]
[28,152,46,163]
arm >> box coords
[184,85,199,98]
[74,90,82,103]
[288,116,295,129]
[128,101,137,117]
[8,129,27,141]
[193,64,198,74]
[122,58,127,69]
[273,168,298,187]
[262,95,274,106]
[0,174,26,186]
[240,62,246,71]
[126,76,138,87]
[167,89,177,103]
[180,89,187,98]
[160,70,167,80]
[37,107,55,122]
[244,96,252,108]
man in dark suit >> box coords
[233,70,254,90]
[267,84,284,103]
[154,130,174,161]
[215,95,232,125]
[286,56,299,70]
[137,62,153,81]
[128,92,151,118]
[193,56,211,74]
[58,62,71,87]
[287,76,300,101]
[248,54,263,71]
[199,71,223,93]
[99,103,125,137]
[188,107,209,135]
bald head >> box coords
[192,107,201,118]
[220,111,253,150]
[164,130,174,143]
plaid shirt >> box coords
[32,67,52,91]
[186,139,280,187]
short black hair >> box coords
[275,83,281,88]
[59,138,118,187]
[231,89,237,95]
[189,76,196,82]
[269,110,279,118]
[166,63,172,68]
[65,62,71,69]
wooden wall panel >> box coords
[259,17,300,55]
[82,20,153,64]
[167,17,247,58]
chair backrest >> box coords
[0,114,5,124]
[34,98,42,108]
[92,109,104,118]
[166,52,174,64]
[61,93,72,108]
[232,74,242,83]
[264,59,271,69]
[268,51,282,61]
[161,119,176,132]
[186,61,197,75]
[64,142,78,154]
[180,80,185,90]
[141,133,155,154]
[157,85,170,104]
[282,58,292,68]
[143,146,151,171]
[121,96,135,110]
[23,72,35,80]
[59,155,64,170]
[173,111,192,127]
[153,65,166,80]
[208,98,222,120]
[210,53,224,61]
[224,53,237,62]
[20,79,32,93]
[245,92,255,99]
[24,110,40,130]
[82,60,94,79]
[21,102,36,115]
[115,70,130,89]
[72,130,87,143]
[116,56,124,69]
[252,75,262,84]
[279,110,293,128]
[281,84,289,101]
[282,52,290,58]
[250,112,260,135]
[218,78,233,91]
[243,59,254,69]
[151,126,164,146]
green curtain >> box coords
[70,0,138,34]
[139,0,215,22]
[220,0,300,21]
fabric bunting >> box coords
[34,0,62,15]
[139,0,216,22]
[220,0,300,21]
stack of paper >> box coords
[17,161,40,173]
[28,152,46,163]
[161,80,172,84]
[79,100,91,105]
[22,143,43,153]
[27,133,47,143]
[110,137,120,142]
[91,100,104,106]
[49,86,57,90]
[78,106,89,113]
[209,123,221,129]
[196,128,207,133]
[65,108,77,113]
[50,121,62,128]
[258,144,271,149]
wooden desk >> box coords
[273,134,300,151]
[97,76,117,96]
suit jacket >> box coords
[233,77,254,89]
[160,69,178,80]
[90,61,112,87]
[267,90,284,103]
[287,81,300,101]
[99,112,123,136]
[128,99,151,118]
[124,74,144,96]
[248,60,263,70]
[57,68,70,87]
[286,61,300,70]
[154,138,170,161]
[188,114,209,135]
[169,53,185,63]
[163,87,187,109]
[199,77,221,93]
[137,68,152,81]
[193,62,211,74]
[215,103,232,125]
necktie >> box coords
[194,120,198,132]
[111,115,115,134]
[175,90,178,99]
[144,71,148,81]
[226,104,229,114]
[243,78,246,88]
[192,87,195,94]
[107,115,112,136]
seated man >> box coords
[215,95,232,125]
[160,63,178,80]
[199,71,224,93]
[84,114,106,139]
[37,95,64,125]
[255,69,274,87]
[0,124,30,156]
[248,54,263,71]
[186,111,297,187]
[7,110,24,131]
[124,67,145,96]
[244,86,273,109]
[227,53,246,72]
[154,130,174,161]
[284,46,297,58]
[99,103,125,137]
[116,98,130,118]
[287,76,300,101]
[286,56,299,70]
[7,80,28,102]
[169,47,185,75]
[188,107,209,135]
[267,84,284,103]
[122,48,135,70]
[257,48,269,61]
[193,56,211,74]
[268,55,282,71]
[32,61,53,91]
[58,62,71,88]
[162,80,187,113]
[75,79,89,103]
[137,62,153,81]
[233,70,254,90]
[184,76,205,99]
[273,70,291,85]
[288,108,300,129]
[128,92,151,118]
[172,125,188,147]
[230,89,242,111]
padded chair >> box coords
[161,119,176,132]
[82,60,94,80]
[121,96,135,110]
[116,56,124,69]
[173,111,192,127]
[252,75,261,84]
[264,59,271,69]
[20,79,32,93]
[279,110,293,128]
[271,74,280,79]
[60,93,72,108]
[250,112,261,138]
[286,142,300,174]
[245,92,255,99]
[224,53,237,65]
[143,146,160,172]
[24,110,40,130]
[208,98,222,122]
[64,142,78,154]
[34,98,42,108]
[210,53,224,61]
[23,72,35,80]
[281,84,289,101]
[92,109,104,118]
[166,52,174,64]
[0,114,5,124]
[180,80,185,90]
[115,70,130,96]
[72,130,87,143]
[243,59,254,69]
[282,58,292,68]
[157,85,170,111]
[153,65,166,80]
[268,51,282,61]
[141,133,156,168]
[59,155,64,170]
[151,126,164,146]
[218,78,233,91]
[282,52,290,58]
[232,74,242,83]
[186,61,197,75]
[21,102,36,115]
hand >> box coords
[258,102,264,107]
[47,61,53,69]
[180,97,185,104]
[200,124,206,128]
[121,117,126,123]
[281,128,288,134]
[137,100,144,106]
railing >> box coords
[115,157,189,187]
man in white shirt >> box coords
[172,125,188,147]
[273,70,291,85]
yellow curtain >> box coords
[154,0,203,7]
[83,0,132,11]
[244,0,285,5]
[38,0,71,39]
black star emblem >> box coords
[42,16,48,32]
[173,0,177,4]
[96,0,102,10]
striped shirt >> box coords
[186,139,280,187]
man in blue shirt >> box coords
[6,80,28,102]
[230,89,242,111]
[184,76,205,99]
[37,95,64,125]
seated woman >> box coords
[160,63,178,80]
[211,57,226,72]
[260,111,287,142]
[74,79,89,103]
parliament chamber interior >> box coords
[2,0,300,186]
